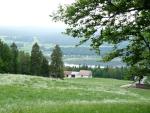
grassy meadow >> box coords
[0,74,150,113]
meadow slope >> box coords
[0,74,150,113]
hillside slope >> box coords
[0,74,150,113]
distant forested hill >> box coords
[0,26,79,45]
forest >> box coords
[0,39,63,78]
[0,39,133,80]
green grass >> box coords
[0,74,150,113]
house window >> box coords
[71,74,75,78]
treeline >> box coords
[0,39,133,80]
[65,65,131,80]
[0,40,64,78]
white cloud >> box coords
[0,0,74,27]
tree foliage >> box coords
[18,51,31,75]
[0,40,51,77]
[51,0,150,77]
[50,45,64,79]
[40,55,49,77]
[30,43,43,76]
[10,43,18,74]
[0,40,12,73]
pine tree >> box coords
[30,43,42,76]
[40,56,49,77]
[0,40,12,73]
[50,45,64,79]
[18,51,31,75]
[10,43,18,74]
[0,40,5,73]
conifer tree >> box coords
[30,43,42,76]
[10,43,18,74]
[0,40,12,73]
[18,51,31,75]
[40,56,49,77]
[50,45,64,79]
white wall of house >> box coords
[84,75,92,78]
[75,74,82,78]
[71,72,80,78]
[82,76,90,78]
[67,75,73,78]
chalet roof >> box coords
[79,70,92,76]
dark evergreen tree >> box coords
[0,40,4,73]
[30,43,42,76]
[18,51,30,75]
[50,45,64,79]
[0,40,12,73]
[40,56,49,77]
[10,43,18,74]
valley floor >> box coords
[0,74,150,113]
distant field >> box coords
[0,74,150,113]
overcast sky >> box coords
[0,0,74,27]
